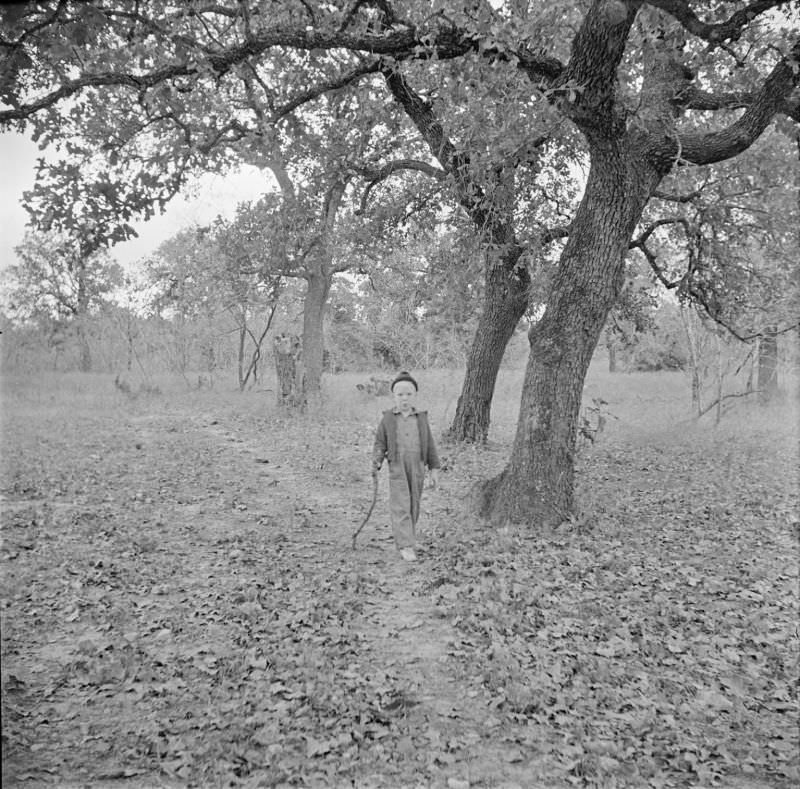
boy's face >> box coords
[392,381,417,413]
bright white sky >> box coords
[0,130,275,274]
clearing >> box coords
[1,367,797,788]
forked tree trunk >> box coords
[479,148,659,526]
[448,249,529,443]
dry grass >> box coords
[2,360,796,446]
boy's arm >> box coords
[372,418,388,471]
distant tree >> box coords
[632,127,800,401]
[4,231,122,371]
[603,266,660,372]
[145,221,282,389]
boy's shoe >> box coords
[399,548,417,562]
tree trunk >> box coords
[125,310,134,372]
[606,328,618,373]
[237,323,246,392]
[75,262,91,372]
[77,319,92,373]
[758,325,779,403]
[273,333,302,406]
[680,305,702,417]
[479,147,658,526]
[714,330,723,425]
[448,249,529,442]
[301,269,331,407]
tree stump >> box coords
[273,333,305,406]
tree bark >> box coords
[293,181,343,408]
[75,260,92,372]
[758,325,779,403]
[714,329,723,425]
[273,333,302,406]
[237,322,246,391]
[76,319,92,373]
[680,305,702,416]
[606,328,618,373]
[480,145,659,526]
[300,269,331,406]
[448,248,529,442]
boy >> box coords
[372,371,440,561]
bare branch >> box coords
[632,216,692,247]
[686,84,800,122]
[694,389,760,419]
[647,0,787,46]
[651,188,705,203]
[357,158,446,213]
[683,87,752,111]
[272,59,383,122]
[540,223,571,246]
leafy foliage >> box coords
[4,230,123,323]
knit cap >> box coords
[391,371,418,391]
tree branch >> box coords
[647,0,787,46]
[381,64,492,227]
[271,59,383,122]
[357,158,446,213]
[540,223,572,245]
[651,187,705,203]
[672,38,800,166]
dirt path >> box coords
[1,401,562,788]
[199,411,563,789]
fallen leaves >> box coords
[2,386,797,788]
[425,425,799,788]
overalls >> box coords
[389,410,425,548]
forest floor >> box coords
[1,367,798,789]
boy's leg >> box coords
[388,458,415,549]
[408,458,425,528]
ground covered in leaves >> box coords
[1,369,798,788]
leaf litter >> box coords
[1,387,797,788]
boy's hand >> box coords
[429,469,440,489]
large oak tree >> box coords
[2,0,798,525]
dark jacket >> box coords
[373,409,441,471]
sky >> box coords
[0,130,275,274]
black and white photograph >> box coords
[1,2,798,787]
